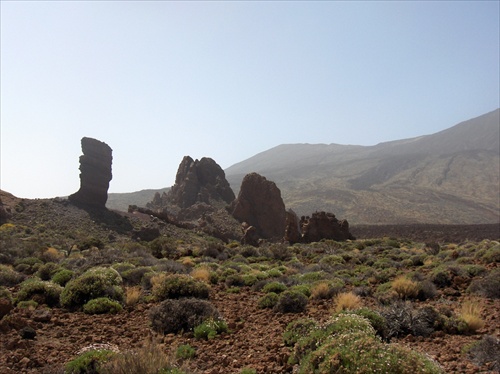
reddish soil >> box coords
[0,285,498,374]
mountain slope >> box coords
[225,109,500,224]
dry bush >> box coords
[191,267,211,283]
[125,286,141,307]
[100,340,188,374]
[460,299,485,332]
[334,292,362,312]
[42,247,64,263]
[392,276,419,299]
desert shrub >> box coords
[416,280,438,301]
[176,344,196,360]
[467,269,500,298]
[193,317,228,340]
[66,349,115,374]
[268,244,292,261]
[240,245,260,258]
[297,271,326,283]
[224,274,245,287]
[262,281,287,294]
[51,269,74,286]
[290,313,443,374]
[100,341,188,374]
[15,257,43,275]
[274,290,308,313]
[334,292,362,312]
[319,255,345,267]
[258,292,279,309]
[83,297,123,314]
[462,264,487,277]
[430,267,452,288]
[240,368,257,374]
[152,274,209,301]
[121,267,151,286]
[241,274,258,286]
[288,284,311,298]
[382,302,443,339]
[392,276,420,300]
[149,298,220,335]
[60,267,124,310]
[311,278,344,300]
[17,279,63,307]
[149,237,179,259]
[0,264,25,287]
[0,286,14,318]
[42,247,65,263]
[283,318,317,347]
[36,262,61,281]
[459,299,484,333]
[466,335,500,372]
[154,259,188,274]
[341,308,388,340]
[479,244,500,263]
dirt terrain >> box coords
[0,193,499,373]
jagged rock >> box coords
[69,137,112,207]
[241,222,259,247]
[230,173,286,240]
[284,210,301,244]
[164,156,235,209]
[300,211,354,242]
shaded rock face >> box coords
[299,211,354,243]
[230,173,286,240]
[165,156,235,209]
[284,210,301,244]
[69,137,112,208]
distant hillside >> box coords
[225,109,500,225]
[107,188,169,212]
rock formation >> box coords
[284,209,301,244]
[152,156,235,210]
[69,137,112,208]
[230,172,286,240]
[300,211,354,242]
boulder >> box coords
[300,211,354,242]
[230,173,286,240]
[69,137,112,207]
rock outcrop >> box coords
[284,209,301,244]
[230,173,286,240]
[299,211,354,242]
[152,156,235,210]
[69,137,112,208]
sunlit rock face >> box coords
[69,137,112,208]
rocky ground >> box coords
[0,192,499,373]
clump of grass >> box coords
[392,276,420,300]
[191,266,211,283]
[125,286,141,307]
[459,299,484,333]
[193,317,229,340]
[334,292,362,312]
[66,349,115,374]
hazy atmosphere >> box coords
[1,1,499,198]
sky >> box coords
[1,1,499,199]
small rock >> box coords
[19,326,36,340]
[32,309,52,322]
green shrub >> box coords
[66,349,115,374]
[36,262,60,281]
[342,308,388,340]
[149,298,220,335]
[176,344,196,360]
[467,269,500,299]
[290,313,443,373]
[258,292,279,309]
[51,269,74,286]
[274,290,308,313]
[0,264,25,287]
[262,281,287,294]
[83,297,123,314]
[121,267,151,286]
[193,317,228,340]
[283,318,317,347]
[288,284,311,297]
[60,267,124,309]
[152,274,210,301]
[17,279,63,307]
[15,257,43,275]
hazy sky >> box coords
[1,1,499,198]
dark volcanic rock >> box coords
[284,210,301,244]
[159,156,235,209]
[230,173,286,240]
[300,211,354,242]
[69,137,112,208]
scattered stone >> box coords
[19,326,36,340]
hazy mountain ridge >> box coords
[107,109,500,224]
